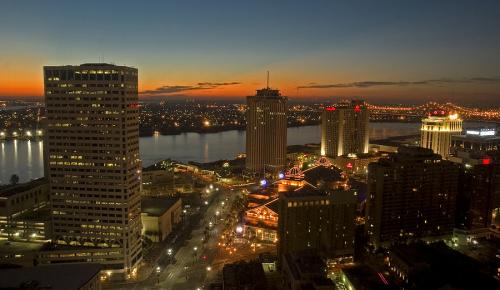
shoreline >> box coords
[138,120,422,137]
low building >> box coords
[282,251,335,290]
[0,240,45,267]
[244,198,279,243]
[451,128,500,155]
[141,197,182,242]
[0,178,51,241]
[0,263,101,290]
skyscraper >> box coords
[321,100,369,157]
[43,64,142,278]
[246,87,287,173]
[420,111,463,158]
[365,146,460,249]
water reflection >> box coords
[0,122,422,184]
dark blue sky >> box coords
[1,0,500,103]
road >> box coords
[106,185,242,290]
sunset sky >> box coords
[1,0,500,104]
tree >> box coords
[9,174,19,185]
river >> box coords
[0,122,423,184]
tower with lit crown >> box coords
[420,111,463,158]
[245,77,287,174]
[321,100,369,157]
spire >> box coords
[266,71,270,89]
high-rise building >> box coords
[278,168,357,262]
[321,100,369,157]
[43,64,142,278]
[420,112,462,158]
[448,128,500,239]
[365,146,460,249]
[246,87,287,173]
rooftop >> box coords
[0,177,47,198]
[389,241,500,289]
[141,196,181,216]
[343,265,397,290]
[0,263,101,290]
[0,240,45,255]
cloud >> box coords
[141,82,241,95]
[297,77,500,89]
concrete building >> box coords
[43,63,142,278]
[141,197,182,242]
[0,178,51,242]
[365,146,460,249]
[278,172,357,262]
[450,127,500,160]
[0,263,102,290]
[246,87,287,174]
[420,112,462,158]
[321,100,369,157]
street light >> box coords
[156,266,161,273]
[206,266,212,271]
[167,248,173,255]
[193,246,198,251]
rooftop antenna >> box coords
[266,71,270,89]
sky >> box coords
[1,0,500,104]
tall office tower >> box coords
[365,146,460,249]
[43,64,142,278]
[420,111,463,158]
[278,181,357,263]
[246,87,287,173]
[321,100,369,157]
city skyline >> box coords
[1,0,500,104]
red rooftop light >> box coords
[326,107,336,111]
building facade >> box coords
[321,100,369,157]
[141,197,182,242]
[365,146,460,249]
[0,178,51,242]
[278,183,357,262]
[449,130,500,241]
[420,112,463,158]
[43,63,142,277]
[246,88,287,173]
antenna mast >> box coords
[266,71,270,89]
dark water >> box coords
[0,122,421,184]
